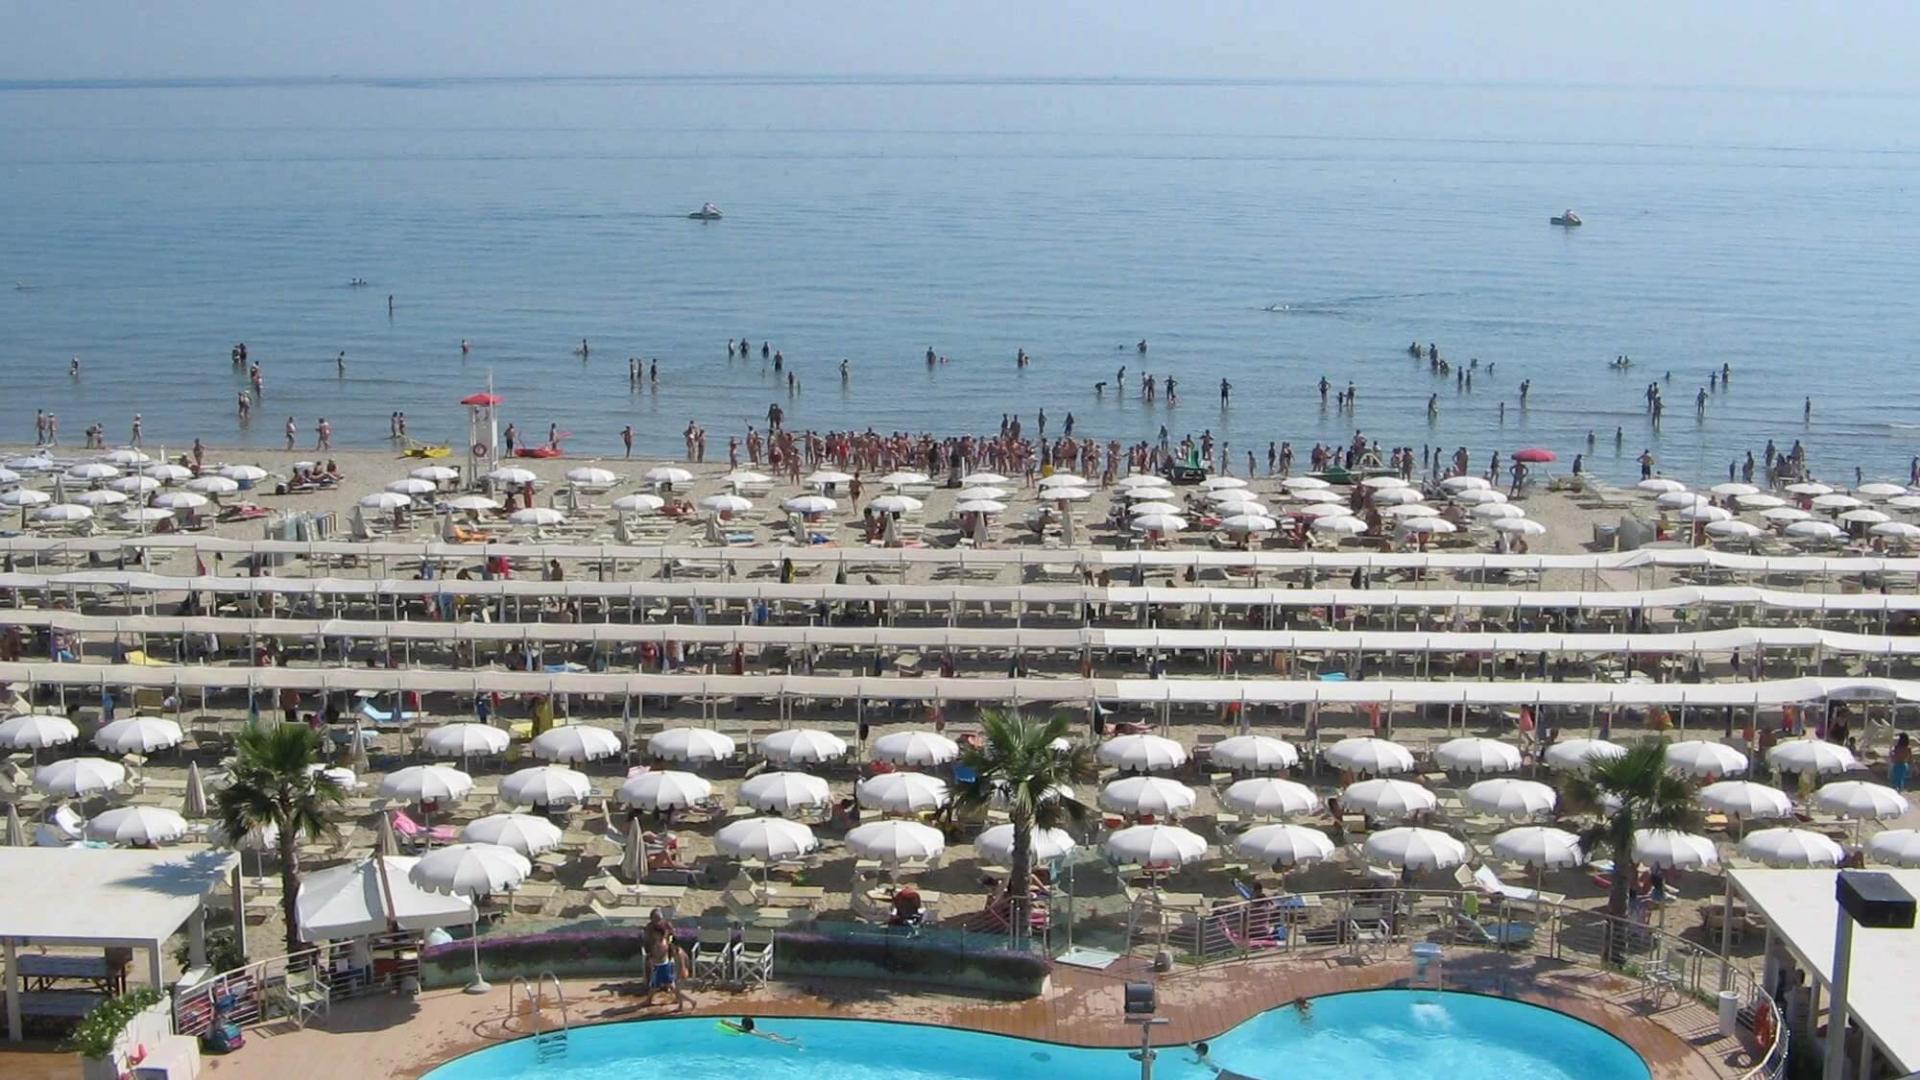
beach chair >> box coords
[588,900,648,924]
[690,926,738,985]
[35,804,88,846]
[387,808,456,849]
[734,928,774,987]
[279,965,330,1028]
[1347,904,1390,959]
[1452,907,1535,949]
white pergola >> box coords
[0,846,239,1041]
[1730,867,1920,1079]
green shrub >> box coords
[63,988,164,1059]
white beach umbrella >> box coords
[739,771,832,814]
[1656,490,1707,510]
[1711,482,1759,498]
[1311,514,1368,535]
[1400,517,1457,535]
[878,471,929,487]
[1867,829,1920,867]
[0,489,51,508]
[1664,740,1750,778]
[1439,475,1490,491]
[618,770,713,810]
[509,507,566,526]
[724,469,772,487]
[359,491,410,510]
[1325,736,1415,775]
[498,765,590,807]
[1739,828,1845,868]
[1435,737,1522,773]
[1676,504,1731,523]
[1767,738,1858,777]
[1698,781,1795,819]
[87,805,189,846]
[1637,478,1686,493]
[1870,521,1920,541]
[784,494,836,514]
[1706,520,1764,541]
[103,448,151,466]
[1466,777,1558,818]
[961,471,1009,485]
[1492,518,1550,536]
[976,824,1077,865]
[1472,502,1527,521]
[870,729,960,766]
[846,819,945,865]
[382,764,475,803]
[410,843,531,897]
[1381,503,1440,519]
[4,455,53,472]
[152,491,208,510]
[93,716,184,754]
[34,757,127,797]
[1342,777,1437,819]
[1811,493,1862,510]
[1210,735,1300,773]
[697,493,751,514]
[445,495,502,513]
[564,466,619,488]
[1103,824,1208,868]
[1235,823,1334,867]
[1044,486,1094,503]
[1492,825,1584,868]
[121,507,174,526]
[1222,777,1320,817]
[716,816,819,862]
[644,466,694,486]
[68,485,125,506]
[1812,780,1911,820]
[460,814,563,856]
[1288,489,1342,505]
[1450,489,1508,506]
[1283,476,1332,491]
[210,822,279,852]
[410,465,461,482]
[1789,481,1835,496]
[1857,482,1907,498]
[144,463,192,483]
[1545,738,1627,773]
[1369,486,1424,506]
[760,728,849,764]
[0,714,79,750]
[804,469,854,487]
[1736,493,1786,509]
[1889,495,1920,511]
[609,492,665,514]
[1208,487,1260,505]
[1763,506,1811,523]
[0,468,18,487]
[1632,829,1719,869]
[66,462,121,482]
[1039,472,1088,489]
[35,504,93,523]
[1099,776,1197,817]
[1220,514,1278,534]
[108,475,160,495]
[387,477,437,497]
[857,771,951,814]
[1364,827,1467,871]
[488,466,537,485]
[219,464,268,483]
[649,726,738,763]
[1131,513,1188,533]
[529,724,623,763]
[1116,474,1165,489]
[870,494,924,514]
[957,486,1010,502]
[1127,501,1181,516]
[1200,476,1248,490]
[1840,508,1891,525]
[1097,733,1188,773]
[1359,475,1407,490]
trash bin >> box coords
[1718,990,1740,1038]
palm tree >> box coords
[951,709,1097,946]
[215,722,345,956]
[1562,739,1699,964]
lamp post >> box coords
[1823,871,1916,1080]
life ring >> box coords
[471,442,489,457]
[1751,1000,1776,1048]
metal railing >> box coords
[171,930,421,1038]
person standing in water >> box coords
[336,351,346,376]
[284,416,297,450]
[621,425,634,458]
[386,294,394,316]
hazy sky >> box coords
[3,1,1917,91]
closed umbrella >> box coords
[871,730,959,767]
[1222,777,1320,818]
[1867,829,1920,867]
[1632,829,1719,869]
[1097,733,1187,773]
[1545,738,1627,773]
[1325,736,1415,775]
[530,724,623,763]
[182,760,209,818]
[422,723,510,759]
[715,816,819,862]
[410,843,532,993]
[976,824,1076,866]
[1465,777,1558,818]
[1364,827,1468,871]
[1739,828,1845,868]
[760,728,848,764]
[1664,740,1750,778]
[1103,824,1208,869]
[461,814,563,856]
[1434,737,1522,773]
[34,757,127,797]
[1235,823,1335,867]
[1210,735,1299,773]
[375,812,400,856]
[498,766,590,807]
[1766,738,1857,777]
[1098,776,1197,817]
[1342,778,1437,819]
[846,820,945,865]
[739,771,832,814]
[4,803,21,847]
[87,806,189,845]
[648,727,738,763]
[857,772,951,814]
[1698,781,1793,819]
[619,771,713,810]
[93,716,184,755]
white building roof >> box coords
[0,845,237,947]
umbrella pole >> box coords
[465,911,490,994]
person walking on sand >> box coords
[621,425,634,459]
[130,413,142,447]
[284,416,297,450]
[316,417,332,451]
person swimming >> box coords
[719,1017,799,1046]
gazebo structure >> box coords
[0,846,239,1041]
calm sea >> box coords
[2,76,1917,482]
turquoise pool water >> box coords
[422,990,1651,1080]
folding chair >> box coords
[690,926,738,986]
[734,927,774,987]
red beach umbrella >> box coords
[1513,448,1557,463]
[461,393,504,407]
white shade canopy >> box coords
[460,813,564,856]
[1098,776,1197,817]
[564,466,619,488]
[1097,733,1188,773]
[1115,474,1165,488]
[0,714,79,750]
[1451,488,1508,505]
[410,465,461,482]
[1699,780,1795,819]
[487,466,538,485]
[1740,827,1846,868]
[182,474,234,494]
[1283,476,1333,490]
[857,771,951,814]
[738,771,832,814]
[1472,502,1527,521]
[954,499,1007,515]
[1492,825,1584,869]
[1493,518,1550,535]
[649,726,738,763]
[1762,506,1811,523]
[1130,513,1188,533]
[36,505,94,523]
[870,494,925,515]
[1199,475,1248,490]
[1235,823,1335,867]
[1707,520,1765,541]
[613,493,668,513]
[1711,482,1760,498]
[759,728,849,764]
[878,471,930,487]
[381,764,474,803]
[1545,738,1627,773]
[530,724,623,763]
[1324,736,1415,775]
[1400,517,1457,535]
[618,770,713,810]
[1381,503,1440,519]
[1434,737,1522,774]
[1220,514,1279,535]
[297,854,476,941]
[209,822,280,851]
[35,757,127,797]
[1364,827,1468,870]
[1656,490,1708,510]
[219,464,268,482]
[1369,486,1425,506]
[1465,777,1558,818]
[644,466,694,485]
[975,824,1077,865]
[1103,823,1209,868]
[784,495,837,514]
[67,462,122,481]
[957,486,1011,502]
[1665,740,1750,778]
[1222,777,1321,818]
[1811,493,1863,510]
[1812,780,1911,820]
[1866,829,1920,867]
[151,491,208,510]
[359,491,410,510]
[1210,734,1300,773]
[697,493,751,514]
[103,448,151,466]
[1767,738,1858,777]
[870,729,960,767]
[421,723,511,758]
[845,819,946,865]
[1638,478,1687,493]
[93,715,184,754]
[1632,828,1720,869]
[497,765,591,807]
[1858,482,1908,498]
[724,469,772,487]
[805,469,855,487]
[0,489,51,508]
[1342,777,1438,819]
[72,489,128,507]
[408,843,532,898]
[86,805,189,845]
[387,477,437,496]
[1311,515,1368,536]
[509,507,567,527]
[714,816,819,861]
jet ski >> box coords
[688,202,723,221]
[1551,210,1583,227]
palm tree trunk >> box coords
[1604,820,1635,966]
[279,835,303,957]
[1009,808,1032,948]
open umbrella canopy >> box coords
[954,499,1007,515]
[1737,493,1786,509]
[218,464,268,482]
[1289,489,1342,505]
[1740,828,1845,868]
[1472,502,1527,521]
[697,493,751,514]
[1116,474,1165,489]
[498,765,590,807]
[1364,827,1467,870]
[1103,824,1209,868]
[1235,823,1335,867]
[460,814,563,856]
[1220,514,1278,534]
[857,771,952,814]
[0,713,79,750]
[976,824,1077,865]
[1637,478,1687,493]
[381,764,474,803]
[613,493,667,513]
[70,489,129,507]
[1491,826,1584,868]
[1811,493,1863,510]
[1438,475,1489,492]
[644,466,694,486]
[1766,737,1858,777]
[1209,735,1300,773]
[529,724,623,763]
[387,477,437,496]
[1784,520,1845,543]
[1400,517,1457,535]
[870,729,961,767]
[409,843,532,898]
[508,507,567,527]
[66,462,121,482]
[1368,487,1424,506]
[1698,780,1794,819]
[957,485,1011,502]
[488,466,537,485]
[34,757,127,797]
[1450,489,1508,506]
[869,494,924,514]
[648,726,738,763]
[846,819,945,865]
[86,805,189,845]
[359,491,410,510]
[1127,501,1181,516]
[1324,736,1415,775]
[1544,738,1627,773]
[1656,490,1708,510]
[410,465,461,482]
[783,495,837,514]
[0,489,51,508]
[1130,513,1188,533]
[1513,448,1557,463]
[759,728,849,764]
[1434,737,1522,774]
[738,771,832,814]
[1311,515,1368,535]
[723,469,771,487]
[1664,740,1750,778]
[1097,733,1188,773]
[1812,780,1911,820]
[1098,776,1197,817]
[152,491,208,510]
[1762,506,1811,523]
[421,723,511,758]
[1706,520,1764,541]
[35,504,94,523]
[878,471,930,487]
[93,716,184,754]
[715,816,818,861]
[1342,778,1437,819]
[109,475,161,494]
[618,770,713,810]
[1465,777,1558,818]
[1221,777,1320,817]
[1867,829,1920,868]
[564,466,619,488]
[298,854,476,941]
[1632,829,1719,869]
[1199,476,1248,490]
[1283,476,1333,491]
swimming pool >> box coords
[422,989,1651,1080]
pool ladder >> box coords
[507,973,570,1063]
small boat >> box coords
[1551,210,1583,227]
[688,202,722,221]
